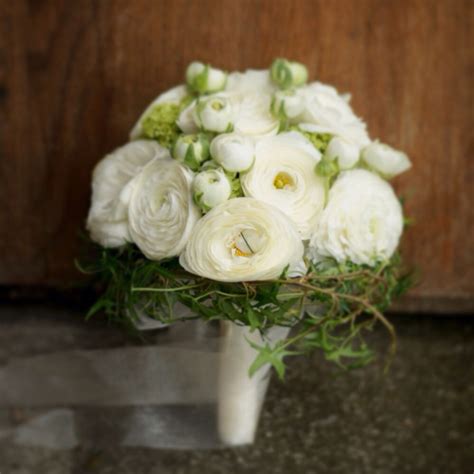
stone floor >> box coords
[0,304,473,474]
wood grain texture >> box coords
[0,0,473,311]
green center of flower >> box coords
[273,172,295,190]
[211,100,225,111]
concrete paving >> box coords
[0,304,473,473]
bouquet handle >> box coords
[217,321,291,445]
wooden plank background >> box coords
[0,0,473,312]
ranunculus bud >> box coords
[194,94,234,133]
[315,157,339,179]
[193,168,232,212]
[210,133,255,172]
[361,141,412,178]
[172,133,210,171]
[325,136,360,170]
[186,61,227,94]
[271,89,305,119]
[270,58,308,90]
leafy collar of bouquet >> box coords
[80,58,413,378]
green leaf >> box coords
[77,234,411,376]
[248,339,300,380]
[246,306,259,330]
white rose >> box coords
[309,169,404,266]
[325,136,360,170]
[193,94,235,133]
[186,61,227,94]
[86,140,168,247]
[296,82,370,148]
[362,140,412,177]
[241,132,325,239]
[129,85,187,140]
[193,168,232,212]
[128,158,200,260]
[180,198,304,282]
[210,133,255,172]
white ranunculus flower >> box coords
[128,158,200,260]
[210,133,255,172]
[87,140,168,247]
[232,92,280,137]
[182,70,279,139]
[362,140,412,177]
[129,85,187,140]
[225,69,276,96]
[241,132,325,239]
[193,168,232,212]
[180,198,304,282]
[193,94,235,133]
[177,100,200,134]
[325,136,360,170]
[309,169,403,266]
[226,70,280,136]
[295,82,370,148]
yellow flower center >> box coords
[229,230,261,258]
[231,244,252,257]
[211,100,224,111]
[273,172,295,190]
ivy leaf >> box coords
[248,339,300,380]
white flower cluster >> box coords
[87,59,411,282]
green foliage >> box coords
[229,172,244,198]
[288,126,332,154]
[78,242,412,378]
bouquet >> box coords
[83,58,412,383]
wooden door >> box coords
[1,0,472,312]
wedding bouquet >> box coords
[84,58,412,378]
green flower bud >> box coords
[200,159,220,171]
[210,133,255,173]
[186,61,227,94]
[315,156,339,178]
[172,133,210,171]
[194,95,234,133]
[192,168,232,212]
[141,102,180,148]
[270,58,308,90]
[315,156,339,205]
